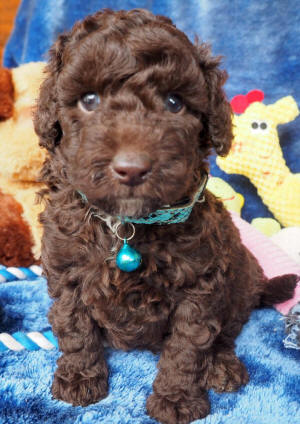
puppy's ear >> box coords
[34,12,107,153]
[34,34,69,152]
[196,42,233,156]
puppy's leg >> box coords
[146,299,220,424]
[49,291,108,406]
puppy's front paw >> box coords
[146,392,210,424]
[51,373,108,406]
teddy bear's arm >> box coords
[0,190,36,267]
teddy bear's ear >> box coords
[0,68,14,119]
[195,42,233,156]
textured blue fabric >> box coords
[3,0,300,223]
[0,277,299,423]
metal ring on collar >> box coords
[115,222,136,241]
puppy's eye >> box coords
[165,94,184,113]
[78,93,100,112]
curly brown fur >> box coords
[34,9,297,424]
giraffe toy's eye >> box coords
[260,122,268,130]
[251,121,269,132]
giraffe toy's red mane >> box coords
[231,90,265,114]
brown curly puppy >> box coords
[34,9,297,424]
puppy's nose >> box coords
[112,153,152,186]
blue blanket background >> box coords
[3,0,300,223]
[0,277,299,424]
[1,1,300,423]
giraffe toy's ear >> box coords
[267,96,299,125]
[231,90,264,114]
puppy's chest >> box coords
[87,226,207,349]
[89,273,177,351]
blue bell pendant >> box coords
[116,239,142,272]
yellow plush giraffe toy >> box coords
[217,90,300,227]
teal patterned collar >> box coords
[121,172,208,225]
[77,172,208,226]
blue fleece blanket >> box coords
[0,277,299,424]
[3,0,300,223]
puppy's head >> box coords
[34,9,232,217]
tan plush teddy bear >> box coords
[0,62,46,266]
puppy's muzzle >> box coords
[111,151,152,186]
